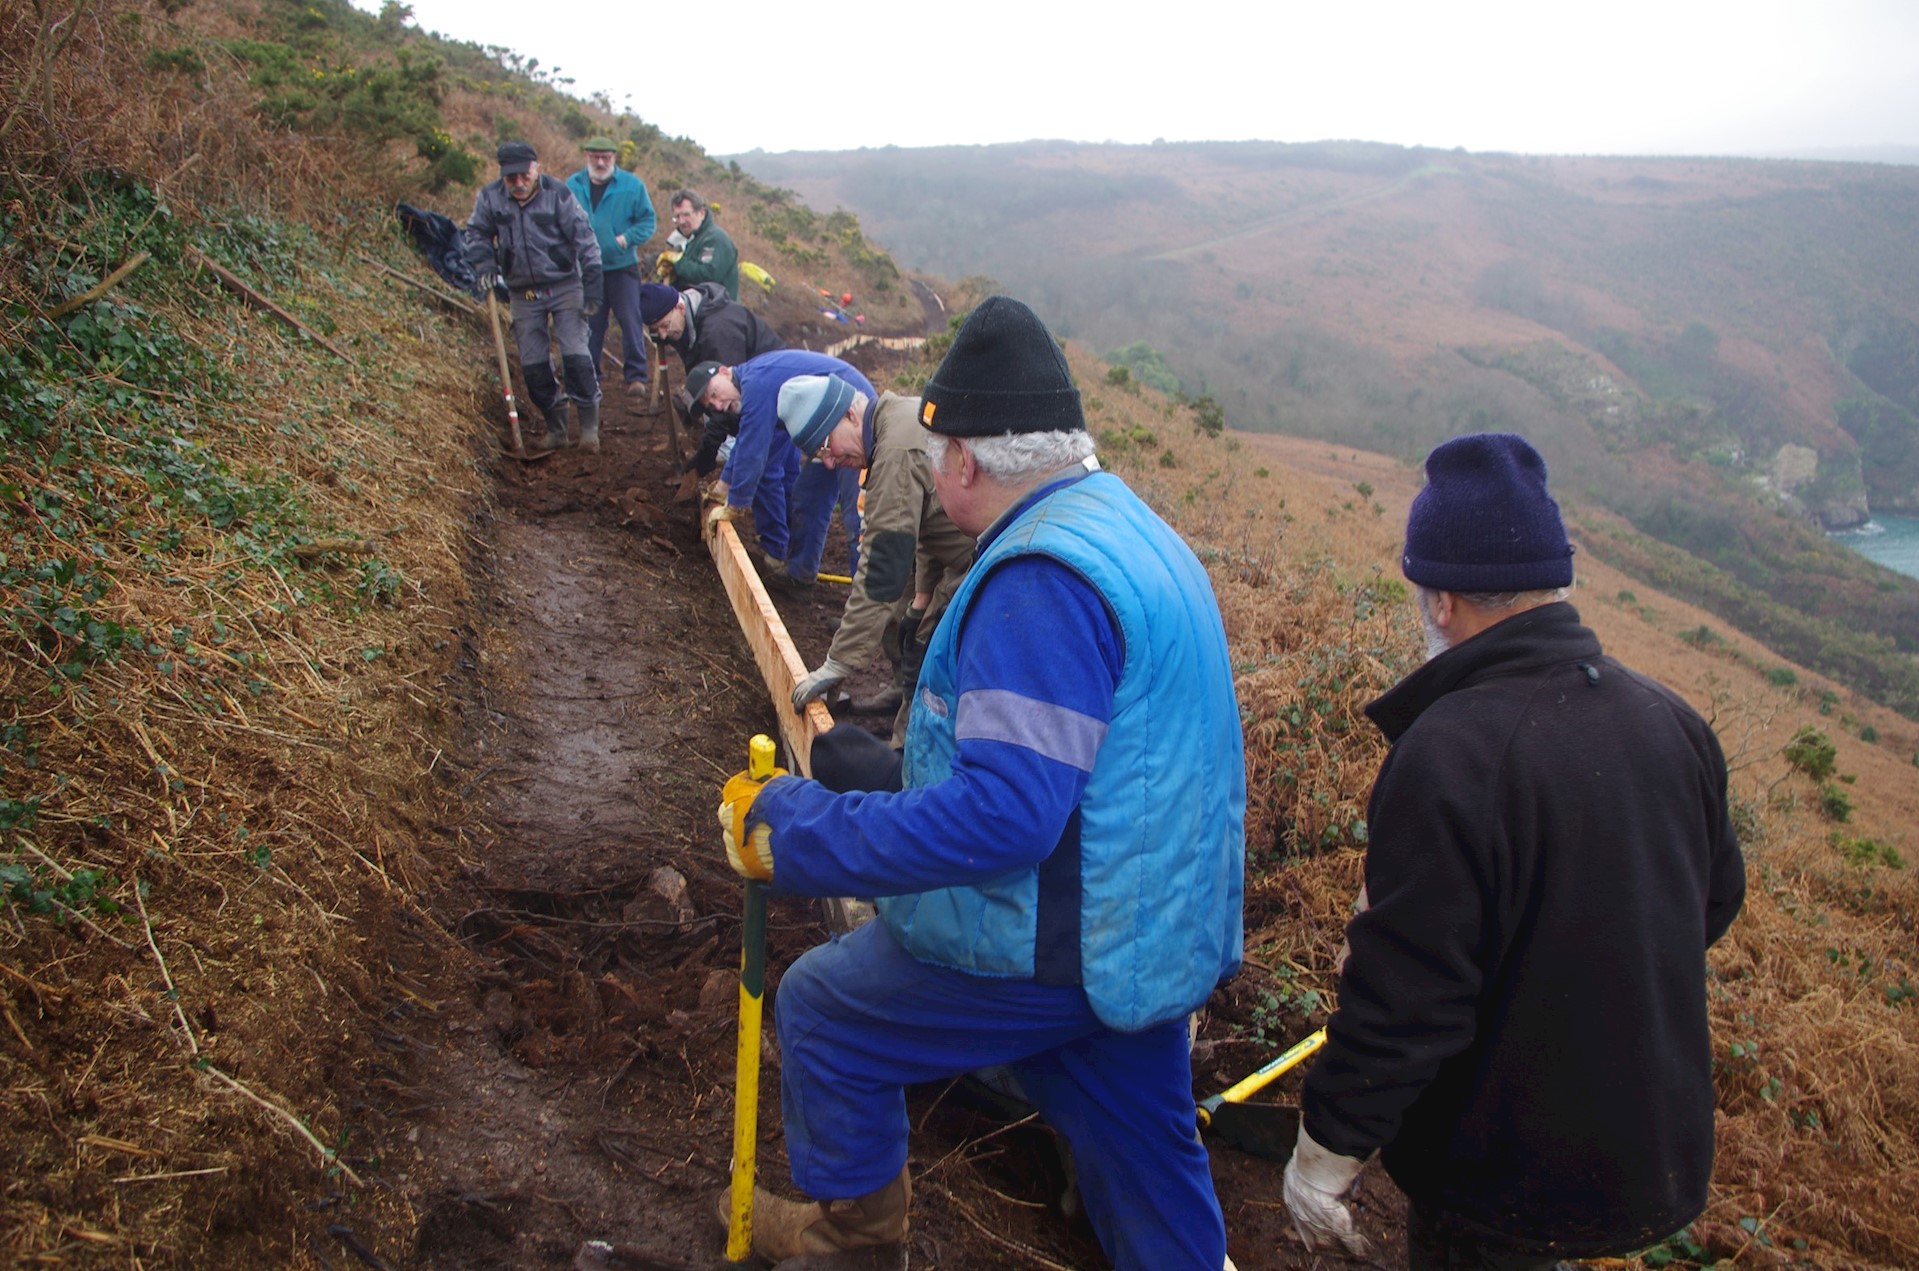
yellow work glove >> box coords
[717,750,787,881]
[654,249,683,282]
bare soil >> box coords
[356,355,1408,1270]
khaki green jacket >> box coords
[826,393,973,668]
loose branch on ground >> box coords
[134,882,197,1057]
[352,250,479,316]
[183,246,352,361]
[200,1063,364,1187]
[47,251,150,320]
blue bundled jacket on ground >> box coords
[394,202,478,295]
[889,471,1245,1032]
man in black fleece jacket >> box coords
[1284,433,1746,1269]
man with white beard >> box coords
[1283,432,1746,1269]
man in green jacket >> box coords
[664,189,739,299]
[778,375,975,742]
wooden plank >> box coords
[705,516,833,776]
[706,515,875,934]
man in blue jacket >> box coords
[566,139,656,406]
[1282,433,1746,1268]
[691,350,870,588]
[715,297,1245,1270]
[640,281,783,499]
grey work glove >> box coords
[1281,1123,1374,1259]
[791,657,853,711]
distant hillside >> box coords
[737,140,1919,716]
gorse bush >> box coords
[1783,726,1838,781]
[220,33,477,191]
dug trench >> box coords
[364,349,1407,1270]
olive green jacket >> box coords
[826,393,973,668]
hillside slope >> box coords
[737,141,1919,517]
[738,140,1919,718]
[3,4,1917,1268]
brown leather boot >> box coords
[716,1168,909,1263]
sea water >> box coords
[1831,514,1919,582]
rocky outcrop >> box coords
[1765,444,1870,529]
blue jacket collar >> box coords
[977,457,1102,551]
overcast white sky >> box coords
[363,0,1919,158]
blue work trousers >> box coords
[785,463,862,581]
[774,920,1227,1271]
[587,267,648,386]
[748,444,801,563]
[836,467,862,575]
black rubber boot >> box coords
[538,402,570,450]
[577,401,601,454]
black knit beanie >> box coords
[918,296,1083,436]
[1401,433,1574,592]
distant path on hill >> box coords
[1145,164,1457,263]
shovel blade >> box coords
[1206,1101,1301,1162]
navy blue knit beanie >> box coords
[918,296,1083,436]
[1402,433,1574,592]
[638,283,681,325]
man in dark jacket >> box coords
[640,281,782,491]
[463,140,604,452]
[1284,432,1746,1269]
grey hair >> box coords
[670,188,707,213]
[925,430,1095,482]
[1456,585,1572,610]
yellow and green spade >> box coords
[1196,1026,1328,1161]
[722,734,779,1265]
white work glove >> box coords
[704,502,735,534]
[791,657,853,711]
[1282,1123,1374,1259]
[717,762,786,882]
[715,800,773,880]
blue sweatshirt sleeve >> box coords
[757,555,1123,897]
[722,369,777,505]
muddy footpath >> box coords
[362,365,1404,1270]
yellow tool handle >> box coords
[1197,1027,1328,1125]
[748,733,776,781]
[725,890,764,1263]
[726,734,777,1263]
